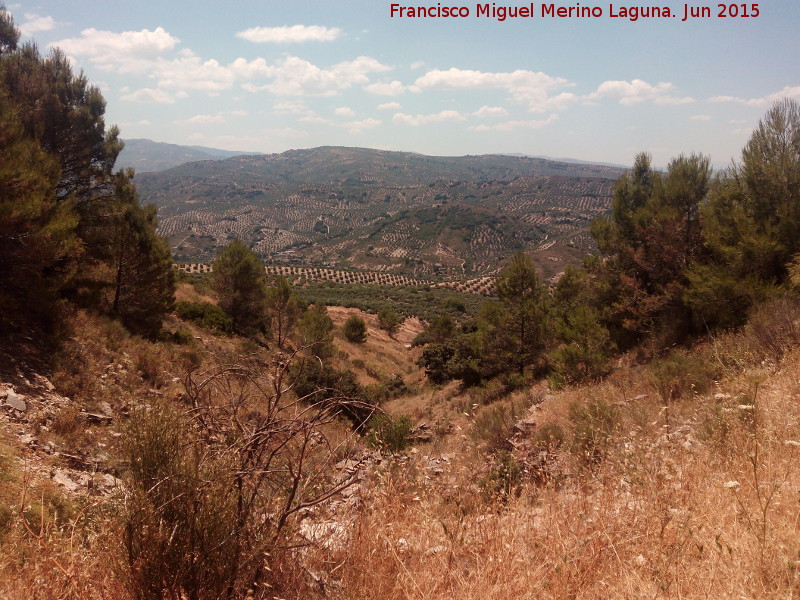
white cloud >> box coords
[181,114,226,124]
[378,101,402,110]
[393,110,466,126]
[410,61,425,70]
[710,85,800,107]
[415,67,575,112]
[345,118,381,133]
[154,52,245,92]
[236,25,342,43]
[470,115,559,132]
[473,105,508,118]
[299,115,332,124]
[120,87,175,104]
[335,106,355,117]
[52,27,180,68]
[364,80,412,95]
[227,109,248,116]
[261,127,309,138]
[53,25,390,98]
[117,119,152,127]
[246,55,390,96]
[690,115,712,121]
[19,13,59,36]
[587,79,694,105]
[273,100,311,115]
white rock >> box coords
[4,390,26,412]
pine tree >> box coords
[0,93,79,331]
[686,99,800,329]
[298,304,334,358]
[590,152,711,345]
[480,251,549,375]
[0,41,121,205]
[266,275,303,349]
[212,240,268,335]
[343,315,367,344]
[106,170,175,338]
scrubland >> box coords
[2,299,800,600]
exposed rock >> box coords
[51,469,89,494]
[513,418,537,435]
[83,411,113,424]
[408,422,434,443]
[298,520,350,551]
[3,389,27,412]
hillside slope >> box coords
[117,138,263,173]
[136,147,622,279]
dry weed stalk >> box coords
[123,346,374,599]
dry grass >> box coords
[301,349,800,600]
[6,303,800,598]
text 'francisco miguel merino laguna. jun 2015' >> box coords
[389,3,762,22]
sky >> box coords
[6,0,800,168]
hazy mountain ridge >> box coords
[117,138,264,173]
[136,146,623,279]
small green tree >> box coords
[480,252,550,375]
[549,266,614,385]
[212,240,267,335]
[377,308,402,337]
[428,314,456,344]
[298,304,334,358]
[266,275,303,348]
[343,315,367,343]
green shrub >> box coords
[366,414,413,453]
[410,330,432,347]
[549,343,612,388]
[175,300,233,334]
[649,348,716,401]
[377,308,402,336]
[290,360,375,428]
[568,398,619,465]
[471,400,523,455]
[343,315,367,343]
[171,329,194,345]
[444,296,466,312]
[364,374,414,404]
[481,450,523,501]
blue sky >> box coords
[7,0,799,167]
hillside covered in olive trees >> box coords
[136,147,623,279]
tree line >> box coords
[418,99,800,387]
[0,7,173,339]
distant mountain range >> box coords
[116,139,264,173]
[135,146,625,281]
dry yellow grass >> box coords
[302,350,800,600]
[5,308,800,599]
